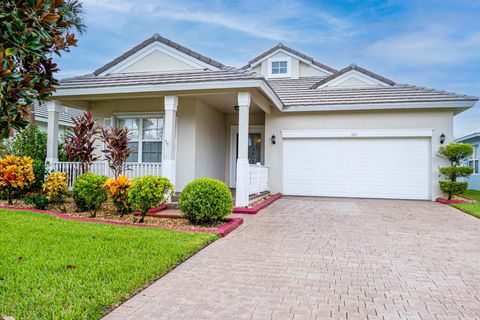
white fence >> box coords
[49,161,162,189]
[249,163,269,195]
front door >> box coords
[230,126,264,187]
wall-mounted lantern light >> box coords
[271,134,276,144]
[440,133,446,144]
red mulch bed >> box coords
[233,193,282,214]
[436,196,476,204]
[0,198,242,237]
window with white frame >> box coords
[271,60,288,74]
[469,144,479,174]
[118,117,164,163]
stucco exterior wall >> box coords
[116,50,199,73]
[194,100,226,182]
[265,108,454,200]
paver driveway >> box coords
[104,197,480,320]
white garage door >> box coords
[283,137,430,200]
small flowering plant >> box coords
[103,175,132,216]
[0,155,36,204]
[42,172,69,205]
[23,191,49,210]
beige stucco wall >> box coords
[116,50,200,74]
[88,97,229,191]
[194,100,226,182]
[265,108,454,200]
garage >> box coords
[282,130,431,200]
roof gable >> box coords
[311,64,395,89]
[243,43,337,75]
[94,34,226,76]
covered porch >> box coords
[46,90,271,207]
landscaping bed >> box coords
[0,198,242,236]
[0,209,217,319]
[233,193,282,214]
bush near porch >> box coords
[0,209,217,319]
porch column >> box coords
[163,96,178,186]
[236,92,251,207]
[45,100,64,164]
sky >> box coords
[56,0,480,137]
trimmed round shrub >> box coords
[439,181,468,200]
[129,176,174,223]
[179,178,232,225]
[73,173,108,215]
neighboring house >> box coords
[46,33,478,206]
[34,103,84,135]
[455,131,480,190]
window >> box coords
[468,144,479,174]
[118,117,163,163]
[271,61,288,74]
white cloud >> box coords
[81,0,353,42]
[363,26,480,66]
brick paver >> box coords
[103,197,480,320]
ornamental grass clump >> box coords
[0,155,35,204]
[104,175,132,216]
[179,178,232,225]
[129,176,174,223]
[438,143,474,199]
[42,172,68,205]
[73,173,108,216]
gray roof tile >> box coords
[60,70,263,89]
[35,103,85,124]
[268,77,478,107]
[93,34,227,76]
[242,43,338,74]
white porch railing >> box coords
[249,163,269,195]
[49,161,162,189]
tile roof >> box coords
[268,76,479,107]
[60,70,263,89]
[242,43,338,74]
[311,64,396,88]
[35,103,84,124]
[93,33,227,76]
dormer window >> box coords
[267,57,291,78]
[272,61,287,74]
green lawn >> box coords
[462,189,480,201]
[451,202,480,219]
[0,209,218,319]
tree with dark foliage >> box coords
[0,0,85,138]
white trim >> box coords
[54,79,285,111]
[284,100,476,112]
[249,48,334,75]
[281,129,434,139]
[98,42,221,76]
[117,114,165,164]
[267,56,292,78]
[455,131,480,142]
[113,112,164,119]
[317,70,391,89]
[229,125,265,188]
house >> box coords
[34,103,84,135]
[455,130,480,190]
[47,33,478,206]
